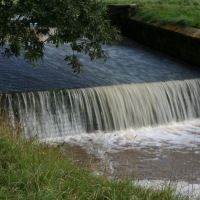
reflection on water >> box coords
[0,39,200,93]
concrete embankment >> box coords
[108,4,200,68]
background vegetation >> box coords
[105,0,200,28]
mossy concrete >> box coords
[108,5,200,68]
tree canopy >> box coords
[0,0,120,72]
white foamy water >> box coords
[42,120,200,199]
[4,78,200,138]
[42,119,200,198]
[42,118,200,158]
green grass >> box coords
[0,124,189,200]
[105,0,200,28]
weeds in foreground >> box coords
[0,124,189,199]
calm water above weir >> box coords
[1,38,200,93]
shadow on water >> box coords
[1,38,200,93]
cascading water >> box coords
[1,78,200,138]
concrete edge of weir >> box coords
[108,4,200,68]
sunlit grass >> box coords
[105,0,200,28]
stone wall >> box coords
[108,5,200,68]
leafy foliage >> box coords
[0,0,120,72]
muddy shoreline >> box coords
[61,144,200,184]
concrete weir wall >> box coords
[108,4,200,68]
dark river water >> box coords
[1,38,200,93]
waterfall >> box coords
[1,78,200,138]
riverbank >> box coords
[105,0,200,29]
[0,124,189,199]
[60,143,200,199]
[107,4,200,68]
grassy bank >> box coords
[0,125,189,200]
[105,0,200,28]
[0,124,189,200]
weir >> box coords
[1,78,200,138]
[1,40,200,139]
